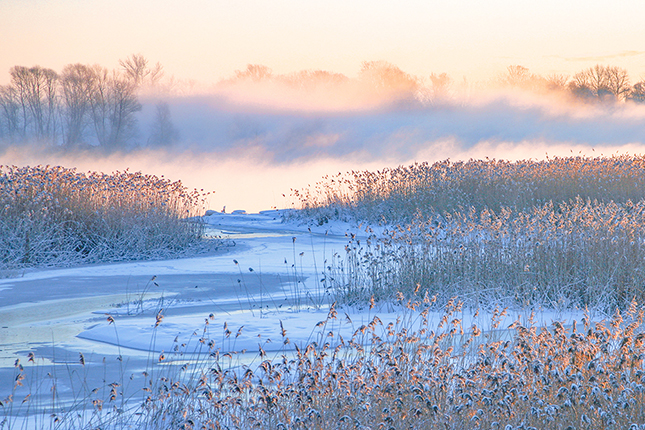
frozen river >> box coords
[0,211,362,420]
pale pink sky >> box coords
[1,0,645,85]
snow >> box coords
[0,209,588,420]
[0,211,363,374]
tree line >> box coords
[502,64,645,103]
[0,54,167,150]
[2,58,644,151]
[220,61,645,105]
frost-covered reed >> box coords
[6,299,645,429]
[6,155,645,429]
[328,198,645,311]
[294,155,645,223]
[295,156,645,311]
[0,165,207,272]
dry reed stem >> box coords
[6,300,645,429]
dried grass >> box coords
[294,156,645,311]
[294,155,645,223]
[5,300,645,429]
[0,165,207,272]
[328,198,645,311]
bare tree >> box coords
[87,65,110,146]
[578,65,607,96]
[627,81,645,103]
[8,66,58,142]
[501,65,558,93]
[0,85,21,142]
[0,58,159,148]
[234,64,273,82]
[359,61,419,100]
[37,67,59,141]
[60,64,94,147]
[120,54,164,88]
[544,74,569,92]
[280,69,348,90]
[571,65,630,101]
[147,101,179,147]
[9,66,33,139]
[605,66,631,100]
[504,65,532,87]
[88,66,141,150]
[569,70,595,100]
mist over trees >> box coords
[2,65,58,143]
[218,61,645,108]
[497,64,645,104]
[148,101,179,147]
[0,55,160,151]
[569,65,631,101]
[1,56,645,153]
[87,65,141,150]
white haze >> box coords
[3,82,645,213]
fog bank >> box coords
[4,83,645,213]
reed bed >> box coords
[5,300,645,429]
[6,155,645,428]
[328,198,645,311]
[294,155,645,223]
[294,155,645,311]
[0,165,207,272]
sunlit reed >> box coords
[0,165,207,272]
[5,299,645,429]
[295,156,645,311]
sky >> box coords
[1,0,645,85]
[2,0,645,213]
